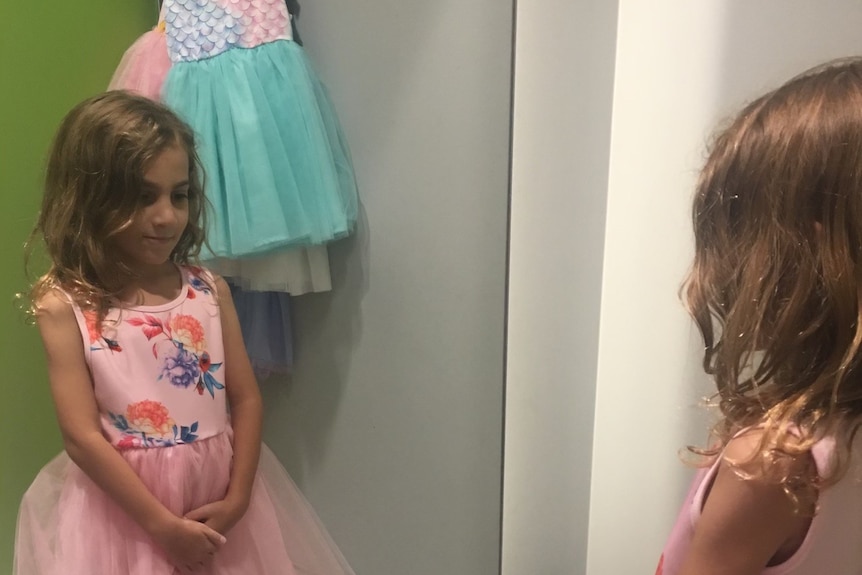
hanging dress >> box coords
[161,0,359,258]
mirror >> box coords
[0,1,513,574]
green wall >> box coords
[0,3,154,570]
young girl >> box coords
[657,58,862,574]
[13,91,355,575]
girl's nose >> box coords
[151,197,179,227]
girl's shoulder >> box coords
[33,288,77,322]
[678,426,819,572]
[720,425,819,481]
[32,289,89,362]
[32,277,107,323]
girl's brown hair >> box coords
[26,91,208,317]
[685,57,862,502]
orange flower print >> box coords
[125,400,175,438]
[169,314,206,355]
[128,311,223,399]
[83,310,122,352]
[110,401,199,448]
[83,311,100,344]
[117,435,141,450]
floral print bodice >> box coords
[69,266,227,449]
[163,0,293,63]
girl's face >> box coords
[113,144,191,276]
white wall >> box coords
[503,1,617,573]
[588,2,862,573]
[260,2,514,575]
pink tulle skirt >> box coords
[14,432,354,575]
[107,26,172,100]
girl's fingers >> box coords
[202,524,227,546]
[185,503,215,522]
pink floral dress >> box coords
[77,266,227,450]
[14,266,355,575]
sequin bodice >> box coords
[163,0,293,63]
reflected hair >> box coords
[25,91,208,318]
[684,57,862,505]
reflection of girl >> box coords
[658,59,862,574]
[14,91,354,575]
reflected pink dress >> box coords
[14,266,354,575]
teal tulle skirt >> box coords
[162,39,358,259]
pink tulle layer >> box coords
[14,432,354,575]
[108,27,172,100]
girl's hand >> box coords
[152,515,227,572]
[185,496,249,536]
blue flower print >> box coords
[159,345,202,388]
[187,268,212,295]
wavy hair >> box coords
[26,91,208,318]
[685,58,862,504]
